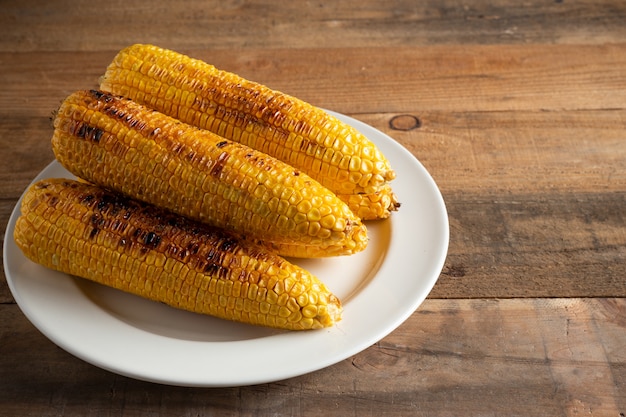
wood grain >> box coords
[1,0,625,413]
[1,0,625,51]
[2,44,625,116]
[1,299,624,415]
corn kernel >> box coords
[302,305,318,318]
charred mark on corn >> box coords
[210,151,229,177]
[47,194,59,207]
[219,237,237,252]
[143,231,161,248]
[89,89,112,102]
[73,122,104,143]
[186,242,201,255]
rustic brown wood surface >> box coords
[1,0,625,416]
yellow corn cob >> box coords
[99,43,398,218]
[51,90,367,258]
[14,178,342,330]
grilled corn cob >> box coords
[99,43,399,218]
[14,178,342,330]
[51,90,367,258]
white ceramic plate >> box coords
[3,112,449,387]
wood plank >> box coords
[1,298,624,415]
[433,191,626,298]
[1,44,625,118]
[1,0,625,52]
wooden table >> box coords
[1,1,625,415]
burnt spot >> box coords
[90,214,101,226]
[119,238,127,247]
[185,150,196,162]
[75,123,104,143]
[216,140,229,149]
[81,193,95,205]
[205,247,218,262]
[171,142,186,155]
[298,137,315,153]
[111,219,125,232]
[132,227,143,239]
[243,153,266,169]
[97,196,112,212]
[210,151,229,177]
[237,269,248,282]
[186,242,201,255]
[178,248,190,260]
[143,231,161,249]
[93,129,104,142]
[102,103,130,123]
[203,263,221,275]
[91,192,133,216]
[165,243,182,259]
[105,106,121,118]
[219,237,238,252]
[89,215,107,240]
[89,89,113,103]
[47,195,59,207]
[127,117,147,130]
[189,226,203,236]
[76,124,88,139]
[166,216,184,228]
[90,89,104,99]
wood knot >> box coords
[389,114,421,131]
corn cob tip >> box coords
[325,297,342,325]
[338,184,401,221]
